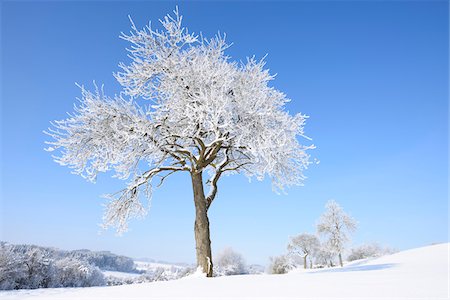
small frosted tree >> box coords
[287,233,320,269]
[45,8,313,277]
[267,254,292,274]
[214,247,247,276]
[317,200,357,267]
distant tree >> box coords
[267,255,292,274]
[347,243,396,261]
[0,244,26,290]
[22,248,55,289]
[247,264,265,274]
[214,247,248,276]
[317,200,357,267]
[54,258,105,287]
[45,8,313,276]
[0,242,122,290]
[68,250,136,273]
[315,243,336,267]
[287,233,320,269]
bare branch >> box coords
[205,149,231,209]
[156,169,178,187]
[222,162,251,173]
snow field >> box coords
[1,243,448,299]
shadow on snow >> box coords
[310,263,397,274]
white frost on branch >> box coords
[45,7,314,233]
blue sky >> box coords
[1,1,448,265]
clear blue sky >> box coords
[1,1,448,265]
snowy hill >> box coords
[1,243,448,299]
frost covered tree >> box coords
[54,258,105,288]
[287,233,320,269]
[317,200,357,267]
[0,243,110,290]
[0,244,26,290]
[22,248,55,289]
[68,250,136,273]
[45,8,313,277]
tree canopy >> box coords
[45,8,313,234]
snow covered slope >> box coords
[2,243,448,299]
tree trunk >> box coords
[338,252,343,267]
[303,254,307,269]
[191,171,213,277]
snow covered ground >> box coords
[2,243,448,299]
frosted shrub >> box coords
[106,266,194,286]
[214,247,248,276]
[267,255,292,274]
[347,243,396,261]
[140,266,192,282]
[54,258,105,287]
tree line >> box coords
[0,242,144,290]
[0,242,108,290]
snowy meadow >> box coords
[1,243,448,299]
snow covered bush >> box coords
[140,267,167,282]
[54,258,105,287]
[141,266,194,281]
[106,266,194,286]
[247,264,265,274]
[347,243,396,261]
[214,247,248,276]
[105,276,129,286]
[267,255,292,274]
